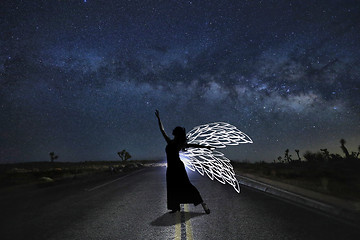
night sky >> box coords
[1,0,359,163]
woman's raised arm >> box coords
[155,110,171,143]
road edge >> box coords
[236,174,360,226]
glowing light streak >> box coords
[180,122,253,193]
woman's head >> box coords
[172,126,187,142]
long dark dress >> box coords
[166,140,203,211]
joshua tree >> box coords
[284,149,292,163]
[340,139,350,158]
[118,150,131,161]
[354,145,360,158]
[49,152,58,162]
[295,149,301,161]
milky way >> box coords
[1,0,359,163]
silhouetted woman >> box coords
[155,110,210,214]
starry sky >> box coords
[1,0,359,163]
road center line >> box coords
[181,205,187,240]
[174,204,194,240]
[184,204,194,240]
[86,168,145,191]
[175,212,181,240]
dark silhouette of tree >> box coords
[303,151,325,163]
[49,152,58,162]
[284,149,292,163]
[350,145,360,159]
[295,149,301,161]
[340,139,350,158]
[320,148,330,161]
[118,150,131,161]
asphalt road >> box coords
[1,167,360,240]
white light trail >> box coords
[180,122,253,193]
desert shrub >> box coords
[303,151,326,163]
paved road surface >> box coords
[1,167,359,240]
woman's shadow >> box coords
[150,211,206,226]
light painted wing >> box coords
[186,122,253,148]
[180,148,241,193]
[180,122,252,193]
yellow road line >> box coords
[174,204,194,240]
[175,211,181,240]
[184,204,193,240]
